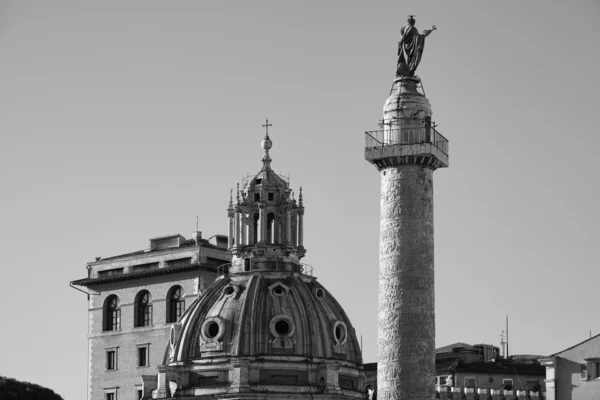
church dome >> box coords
[161,269,365,398]
[167,270,362,365]
[152,129,365,399]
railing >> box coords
[300,263,313,276]
[365,127,449,156]
[216,263,230,276]
[215,261,313,276]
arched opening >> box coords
[103,295,121,331]
[166,286,185,323]
[267,213,275,244]
[252,214,259,244]
[134,290,152,327]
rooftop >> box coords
[72,261,221,287]
[91,235,226,263]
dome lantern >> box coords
[227,120,306,275]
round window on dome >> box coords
[269,315,295,338]
[205,321,219,338]
[275,320,290,335]
[273,286,284,295]
[201,318,224,342]
[224,286,235,296]
[333,321,348,344]
[316,288,324,298]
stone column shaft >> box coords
[285,209,291,244]
[228,214,234,248]
[274,219,280,244]
[377,165,435,400]
[259,206,266,243]
[291,212,297,246]
[235,211,241,246]
[298,212,304,247]
[248,214,255,245]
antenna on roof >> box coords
[506,315,509,358]
[196,216,199,231]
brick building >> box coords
[71,232,229,400]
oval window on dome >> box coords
[273,286,284,296]
[224,286,235,296]
[333,321,348,345]
[316,288,324,298]
[207,322,219,338]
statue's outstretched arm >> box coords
[422,25,437,37]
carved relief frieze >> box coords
[377,165,435,400]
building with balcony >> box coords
[71,232,229,400]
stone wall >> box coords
[88,271,217,400]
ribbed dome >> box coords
[244,167,289,194]
[167,271,362,365]
[150,132,364,399]
[158,269,365,398]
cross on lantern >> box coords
[262,118,272,137]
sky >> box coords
[0,1,599,399]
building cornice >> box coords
[72,263,219,287]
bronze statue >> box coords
[396,16,436,77]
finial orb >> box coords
[261,136,272,151]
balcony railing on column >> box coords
[365,126,449,157]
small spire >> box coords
[261,118,273,170]
[299,186,303,205]
[229,189,233,207]
[236,183,240,204]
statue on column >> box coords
[396,16,436,77]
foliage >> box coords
[0,376,64,400]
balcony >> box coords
[364,126,449,170]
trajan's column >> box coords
[364,16,449,400]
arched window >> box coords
[166,286,185,323]
[104,295,121,331]
[134,290,152,327]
